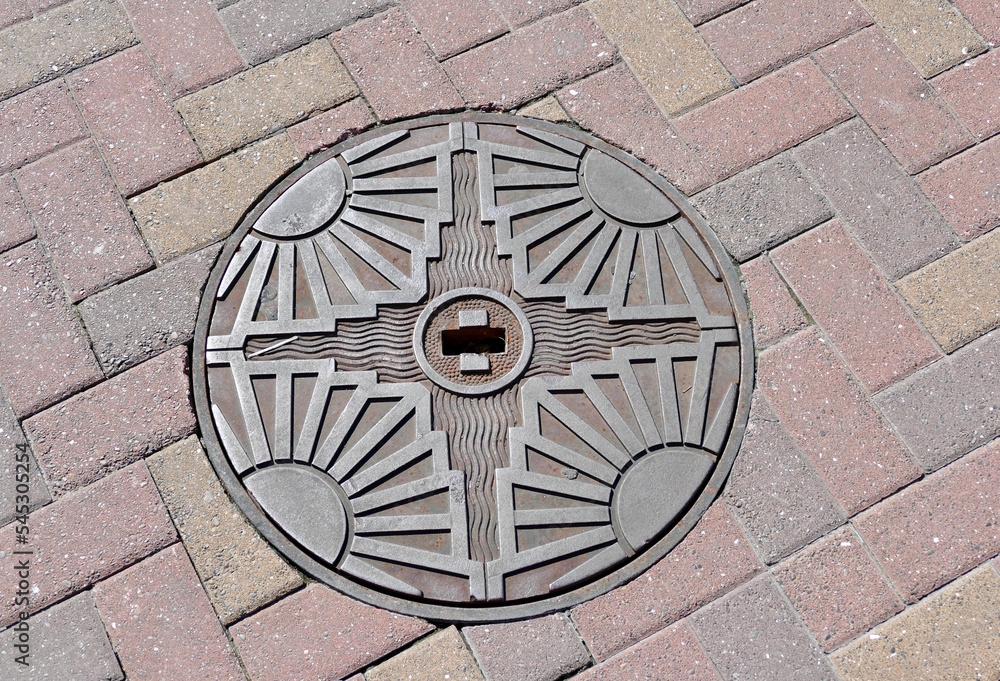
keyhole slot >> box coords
[441,326,506,356]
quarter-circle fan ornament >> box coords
[192,114,753,622]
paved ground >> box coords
[0,0,998,679]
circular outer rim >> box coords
[192,112,755,624]
[412,287,534,396]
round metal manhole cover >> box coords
[193,114,753,622]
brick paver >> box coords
[690,574,839,681]
[464,614,590,681]
[589,0,731,116]
[231,583,433,681]
[815,27,973,175]
[287,97,376,156]
[726,393,844,564]
[740,257,809,348]
[0,174,33,253]
[366,626,484,681]
[15,140,153,302]
[773,526,903,651]
[832,565,1000,681]
[519,96,571,122]
[759,329,920,515]
[491,0,581,28]
[933,51,1000,140]
[0,81,85,175]
[896,229,1000,354]
[119,0,245,97]
[0,461,176,627]
[177,40,356,160]
[700,0,871,84]
[0,0,30,31]
[793,119,958,280]
[676,0,750,24]
[854,438,1000,603]
[572,621,720,681]
[219,0,392,65]
[571,501,762,660]
[691,152,832,261]
[131,133,300,264]
[147,436,302,624]
[0,0,137,99]
[773,220,940,392]
[857,0,986,77]
[94,545,245,681]
[0,241,102,418]
[673,60,852,182]
[952,0,999,43]
[79,244,220,375]
[23,346,195,498]
[332,9,463,121]
[3,592,123,681]
[402,0,508,59]
[445,7,615,110]
[916,137,1000,241]
[0,387,50,527]
[875,330,1000,471]
[556,64,712,195]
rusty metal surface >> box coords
[192,113,754,622]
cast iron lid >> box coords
[192,113,753,622]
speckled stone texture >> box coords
[690,575,839,681]
[23,346,195,497]
[832,565,1000,681]
[876,329,1000,470]
[793,119,958,280]
[131,134,301,263]
[0,461,176,627]
[933,51,1000,140]
[917,136,1000,241]
[402,0,507,59]
[94,545,245,681]
[464,614,590,681]
[0,241,103,417]
[366,627,484,681]
[773,526,903,651]
[519,96,571,123]
[0,592,123,680]
[147,436,302,624]
[231,584,433,681]
[691,153,833,261]
[0,173,34,254]
[571,501,762,660]
[556,64,711,195]
[726,393,844,564]
[0,387,50,527]
[572,621,720,681]
[741,257,808,348]
[287,97,375,157]
[0,81,85,175]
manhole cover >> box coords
[193,114,753,622]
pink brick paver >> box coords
[758,329,921,515]
[772,220,941,393]
[916,136,1000,241]
[15,140,153,302]
[773,526,903,651]
[119,0,246,97]
[0,173,33,253]
[0,461,177,627]
[401,0,508,60]
[94,545,245,681]
[853,438,1000,603]
[491,0,582,28]
[571,501,762,661]
[934,52,1000,140]
[676,0,750,24]
[23,346,196,498]
[230,583,434,681]
[699,0,871,84]
[68,47,202,196]
[741,256,808,348]
[444,7,617,110]
[0,241,103,418]
[465,614,591,681]
[556,63,712,195]
[815,27,973,175]
[331,8,463,121]
[0,81,86,175]
[572,621,721,681]
[287,98,376,156]
[952,0,999,43]
[673,59,852,182]
[0,0,30,31]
